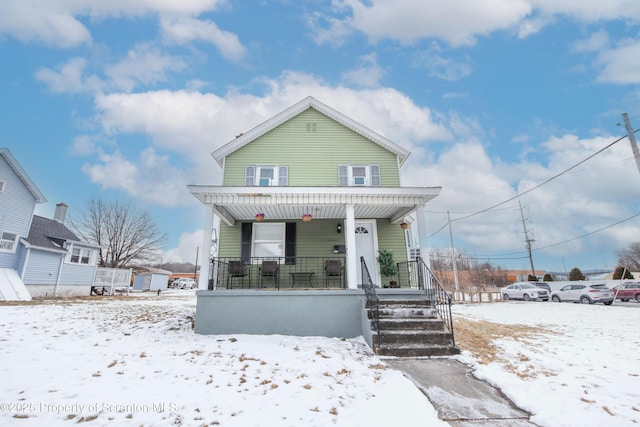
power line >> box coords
[428,130,636,239]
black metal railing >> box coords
[209,257,347,290]
[397,256,455,346]
[360,256,380,348]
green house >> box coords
[189,97,442,337]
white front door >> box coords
[354,221,378,286]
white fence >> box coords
[94,267,132,295]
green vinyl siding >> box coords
[218,219,407,265]
[375,219,408,280]
[223,108,400,186]
[218,220,345,259]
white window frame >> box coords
[339,165,380,187]
[246,165,288,187]
[252,222,285,260]
[68,246,96,265]
[0,231,18,252]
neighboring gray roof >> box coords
[212,96,411,167]
[0,148,47,203]
[23,215,86,251]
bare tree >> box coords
[616,243,640,271]
[71,199,167,268]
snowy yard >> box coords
[0,291,443,427]
[1,291,638,427]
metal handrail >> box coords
[409,256,455,346]
[360,256,380,348]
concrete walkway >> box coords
[386,358,540,427]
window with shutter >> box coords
[338,165,380,187]
[246,165,288,186]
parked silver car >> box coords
[550,283,613,305]
[501,282,549,301]
[170,278,196,289]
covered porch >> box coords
[189,185,441,291]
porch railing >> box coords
[360,256,380,348]
[397,256,455,346]
[209,257,347,290]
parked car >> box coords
[611,282,640,302]
[170,278,196,289]
[551,283,613,305]
[500,282,550,301]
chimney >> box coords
[54,203,68,223]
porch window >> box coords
[252,223,285,258]
[0,231,18,252]
[245,165,288,186]
[241,222,296,265]
[338,165,381,187]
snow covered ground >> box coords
[452,301,640,427]
[0,291,444,427]
[1,291,638,426]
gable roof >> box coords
[23,215,90,251]
[212,96,411,167]
[0,148,47,203]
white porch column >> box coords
[198,205,214,290]
[414,204,431,269]
[344,204,358,289]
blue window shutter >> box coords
[338,165,348,186]
[278,166,288,186]
[371,165,381,186]
[245,166,255,186]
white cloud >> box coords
[35,58,104,93]
[0,0,227,48]
[317,0,532,47]
[105,44,187,92]
[314,0,640,47]
[0,2,91,48]
[341,53,386,88]
[412,48,472,82]
[162,229,204,263]
[81,148,190,207]
[160,16,246,62]
[595,40,640,84]
[572,30,610,53]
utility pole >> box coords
[447,211,460,291]
[519,201,536,278]
[622,113,640,176]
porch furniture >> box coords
[324,260,344,288]
[259,260,280,288]
[227,261,250,288]
[289,272,315,288]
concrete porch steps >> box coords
[370,298,460,357]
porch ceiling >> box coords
[188,185,441,226]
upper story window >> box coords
[0,231,18,252]
[68,247,95,265]
[338,165,381,187]
[245,165,288,187]
[0,181,5,192]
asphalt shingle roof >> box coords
[24,215,81,250]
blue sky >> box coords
[2,0,640,273]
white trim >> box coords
[354,219,379,286]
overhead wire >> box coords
[427,129,637,240]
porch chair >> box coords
[324,260,344,288]
[259,260,280,289]
[226,261,250,289]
